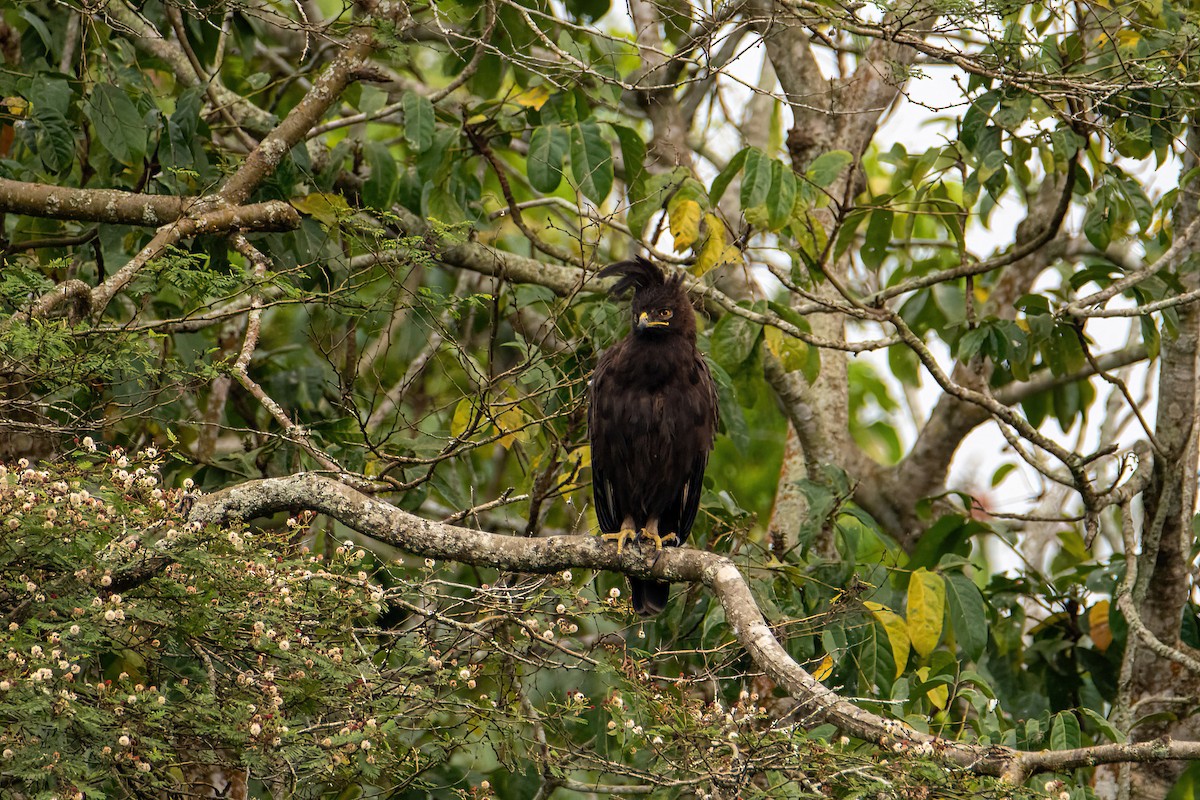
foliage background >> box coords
[2,0,1200,798]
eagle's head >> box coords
[599,257,695,340]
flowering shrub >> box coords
[0,447,429,797]
[0,449,1046,799]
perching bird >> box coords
[588,257,719,615]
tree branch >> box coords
[0,177,188,226]
[186,471,1200,782]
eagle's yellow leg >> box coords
[639,519,678,550]
[640,530,678,550]
[601,527,639,554]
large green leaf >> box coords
[403,91,436,153]
[806,150,853,188]
[611,124,647,198]
[1050,711,1081,750]
[85,84,148,165]
[861,209,894,269]
[944,572,987,662]
[767,160,797,230]
[569,120,613,204]
[362,142,398,209]
[707,359,748,452]
[527,124,568,193]
[740,146,771,210]
[710,310,763,371]
[626,168,685,240]
[709,147,748,205]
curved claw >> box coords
[640,530,678,551]
[601,527,639,554]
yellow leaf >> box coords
[865,601,911,679]
[1115,29,1140,50]
[973,285,989,304]
[764,326,811,374]
[511,86,550,110]
[3,96,29,117]
[812,654,834,681]
[290,192,351,226]
[1089,600,1112,652]
[915,666,949,709]
[669,199,702,252]
[450,398,477,438]
[906,568,946,659]
[495,405,533,449]
[693,213,728,276]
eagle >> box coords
[588,257,719,615]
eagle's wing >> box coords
[668,352,719,539]
[588,345,623,533]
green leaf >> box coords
[611,124,647,198]
[627,168,685,240]
[527,124,569,193]
[908,514,984,574]
[1083,190,1114,251]
[710,310,762,370]
[887,344,921,387]
[861,209,894,270]
[403,91,436,152]
[707,360,748,452]
[807,150,853,188]
[740,147,771,210]
[992,91,1032,130]
[907,568,946,659]
[709,147,749,205]
[33,107,74,174]
[362,142,398,209]
[569,120,614,204]
[767,160,797,230]
[86,84,148,165]
[990,462,1017,488]
[859,617,899,691]
[944,572,987,662]
[1050,711,1081,751]
[1141,315,1161,360]
[1078,707,1124,744]
[1053,382,1080,430]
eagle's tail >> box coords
[630,578,669,616]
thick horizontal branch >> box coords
[186,472,1200,781]
[0,179,301,238]
[0,177,188,227]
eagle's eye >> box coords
[659,308,673,319]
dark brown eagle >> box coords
[588,257,719,615]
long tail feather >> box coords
[630,578,670,616]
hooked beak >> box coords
[637,311,670,331]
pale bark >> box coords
[755,0,938,551]
[184,470,1200,783]
[1108,125,1200,800]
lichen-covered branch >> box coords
[0,177,187,226]
[186,471,1200,782]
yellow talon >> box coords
[601,528,639,554]
[640,529,678,550]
